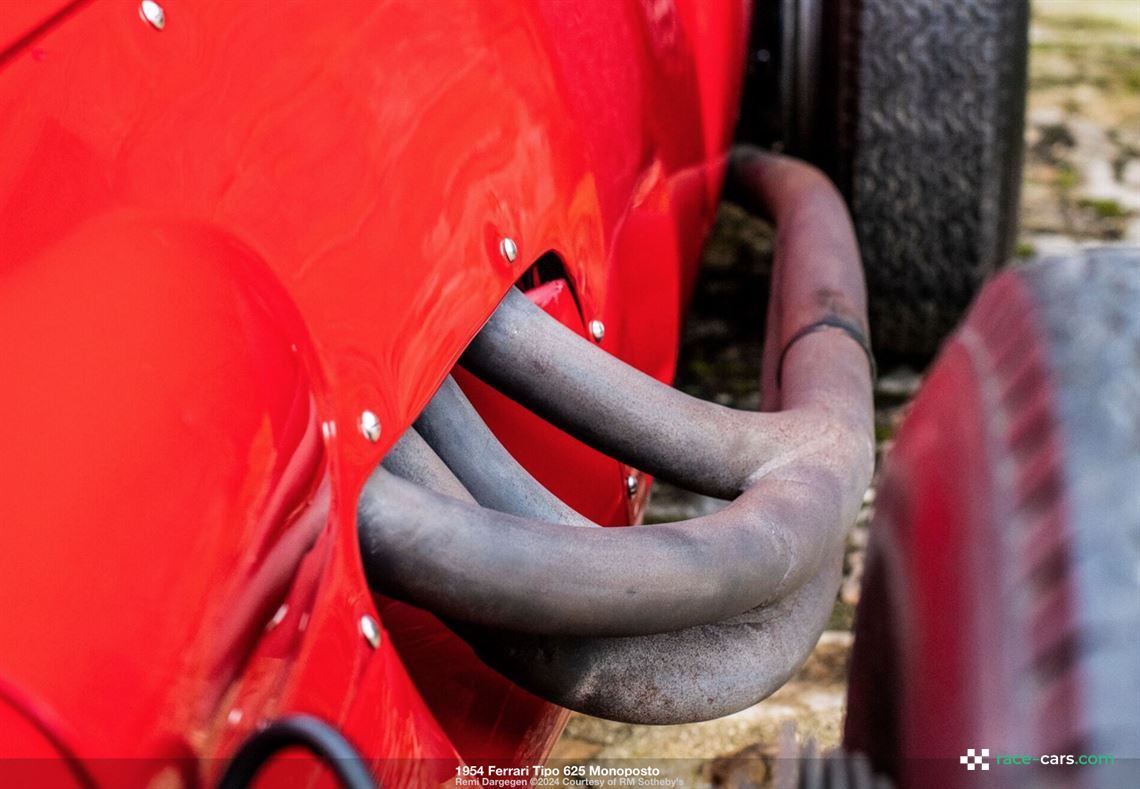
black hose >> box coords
[218,715,376,789]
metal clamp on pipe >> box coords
[357,148,875,724]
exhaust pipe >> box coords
[368,421,844,723]
[357,148,874,722]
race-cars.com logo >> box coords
[960,749,990,771]
[960,748,1115,770]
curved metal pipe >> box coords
[357,148,875,721]
[373,420,840,724]
[359,150,872,636]
[414,376,594,527]
[379,425,475,505]
[359,461,847,636]
[460,154,872,503]
[458,559,841,724]
[461,285,789,501]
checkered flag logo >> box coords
[960,748,990,771]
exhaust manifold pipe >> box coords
[357,149,875,723]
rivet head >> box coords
[266,604,288,631]
[358,410,381,442]
[625,474,638,498]
[589,320,605,343]
[359,615,381,649]
[139,0,166,30]
[499,237,518,264]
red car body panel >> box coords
[0,0,748,783]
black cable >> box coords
[218,714,377,789]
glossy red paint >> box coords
[871,339,996,773]
[852,276,1074,788]
[0,0,747,782]
[457,279,638,526]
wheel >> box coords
[739,0,1030,363]
[844,249,1140,788]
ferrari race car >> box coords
[1,1,1137,788]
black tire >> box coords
[739,0,1030,364]
[824,0,1029,363]
[844,249,1140,788]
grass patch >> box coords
[1032,41,1140,95]
[1031,73,1086,90]
[828,599,854,631]
[1034,13,1133,35]
[1125,65,1140,93]
[1055,164,1079,191]
[1078,197,1129,218]
[873,422,894,444]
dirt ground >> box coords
[550,3,1140,784]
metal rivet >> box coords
[139,0,166,30]
[589,320,605,343]
[359,615,381,649]
[358,410,381,442]
[266,604,288,631]
[625,474,638,498]
[499,237,518,264]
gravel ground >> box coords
[551,3,1139,783]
